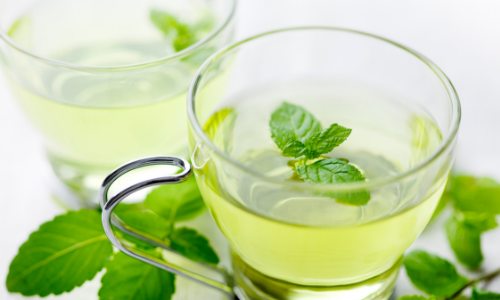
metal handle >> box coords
[99,156,233,295]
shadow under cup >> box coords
[188,28,460,299]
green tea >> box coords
[3,1,217,199]
[195,80,446,286]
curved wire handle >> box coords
[99,156,233,295]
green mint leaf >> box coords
[461,211,498,232]
[203,108,237,154]
[446,214,483,269]
[150,9,177,35]
[451,175,500,214]
[6,210,113,296]
[270,102,322,156]
[170,227,219,265]
[445,211,496,269]
[204,108,234,141]
[173,27,197,52]
[472,286,500,300]
[150,9,197,52]
[144,175,205,223]
[99,252,175,300]
[296,158,370,205]
[114,204,171,239]
[112,203,172,250]
[282,140,307,158]
[398,296,438,300]
[304,123,352,159]
[403,250,468,297]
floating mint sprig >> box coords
[270,102,369,205]
[150,9,198,52]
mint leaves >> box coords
[270,102,351,160]
[150,9,197,52]
[6,177,219,299]
[471,286,500,300]
[170,228,219,264]
[403,250,468,297]
[6,210,113,296]
[270,102,323,157]
[99,252,176,300]
[150,9,216,53]
[436,175,500,269]
[296,158,370,205]
[446,212,498,268]
[401,249,500,300]
[304,124,352,159]
[451,176,500,214]
[270,102,369,205]
[144,176,205,223]
[399,174,500,300]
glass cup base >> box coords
[42,155,107,209]
[43,149,189,209]
[232,251,400,300]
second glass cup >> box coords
[100,28,460,300]
[0,0,236,206]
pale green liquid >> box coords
[194,80,447,288]
[4,3,216,200]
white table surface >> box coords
[1,1,500,299]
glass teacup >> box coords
[100,27,460,300]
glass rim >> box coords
[0,0,237,71]
[188,27,461,193]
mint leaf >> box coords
[270,102,322,156]
[446,212,497,269]
[170,227,219,265]
[296,158,370,205]
[403,250,468,297]
[398,296,438,300]
[6,210,113,296]
[446,215,483,269]
[282,140,307,157]
[115,204,171,239]
[451,176,500,214]
[144,176,205,223]
[304,123,351,159]
[203,108,237,154]
[112,203,171,250]
[461,212,498,232]
[99,252,175,300]
[472,286,500,300]
[150,9,197,52]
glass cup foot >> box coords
[232,251,400,300]
[43,150,189,209]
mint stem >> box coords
[449,267,500,299]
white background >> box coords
[1,0,500,299]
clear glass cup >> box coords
[99,28,460,300]
[0,0,236,207]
